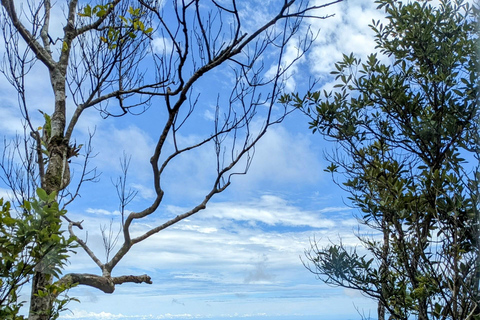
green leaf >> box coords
[1,216,16,227]
[83,4,92,17]
[47,191,57,203]
[119,15,129,24]
[36,188,48,202]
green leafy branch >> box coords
[0,189,78,319]
[78,4,153,50]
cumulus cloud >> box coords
[307,0,386,83]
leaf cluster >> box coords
[0,189,77,319]
[78,3,153,50]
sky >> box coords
[0,0,396,319]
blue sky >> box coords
[0,0,396,319]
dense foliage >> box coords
[282,0,479,319]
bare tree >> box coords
[0,0,342,319]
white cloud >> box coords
[0,106,27,136]
[131,183,156,200]
[152,36,174,55]
[308,0,385,78]
[264,37,308,93]
[0,188,13,201]
[178,224,218,234]
[0,63,53,137]
[201,195,338,228]
[86,208,121,216]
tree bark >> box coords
[30,51,70,320]
[28,273,53,320]
[59,273,152,294]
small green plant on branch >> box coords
[0,189,77,320]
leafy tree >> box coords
[282,0,479,319]
[0,190,77,320]
[0,0,343,318]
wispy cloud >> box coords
[151,36,174,55]
[244,254,275,284]
[198,195,342,228]
[0,188,13,201]
[86,208,122,216]
[65,192,361,291]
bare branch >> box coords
[0,0,55,69]
[58,273,152,294]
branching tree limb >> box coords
[0,0,342,319]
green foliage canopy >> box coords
[282,0,480,319]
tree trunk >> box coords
[29,273,53,320]
[29,66,69,320]
[474,206,480,317]
[378,301,385,320]
[378,216,389,320]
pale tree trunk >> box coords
[29,69,69,320]
[28,14,72,314]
